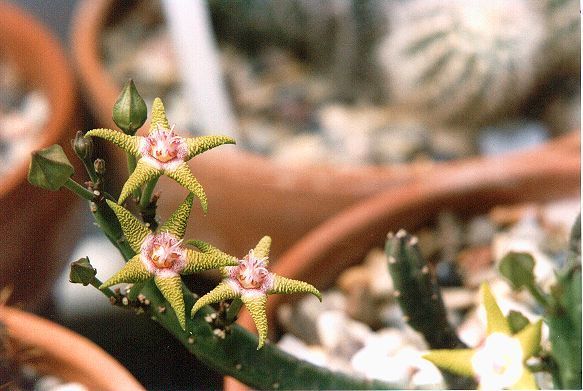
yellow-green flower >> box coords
[100,193,238,330]
[424,283,542,390]
[86,98,235,211]
[190,236,322,349]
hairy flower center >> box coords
[143,233,184,270]
[236,251,269,289]
[144,127,186,163]
[471,333,523,389]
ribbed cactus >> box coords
[539,0,581,74]
[385,230,475,389]
[377,0,545,125]
[547,214,581,389]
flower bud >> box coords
[112,79,147,135]
[94,158,106,175]
[71,130,94,161]
[28,144,74,191]
[69,257,97,285]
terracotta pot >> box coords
[0,306,144,390]
[226,132,580,390]
[70,0,434,259]
[0,2,80,309]
[71,0,580,264]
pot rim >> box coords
[0,2,76,199]
[0,306,144,391]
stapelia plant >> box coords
[386,216,581,390]
[28,81,395,390]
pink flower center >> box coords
[142,232,185,271]
[235,251,269,289]
[141,126,187,164]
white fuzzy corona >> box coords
[377,0,545,125]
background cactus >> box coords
[538,0,581,75]
[376,0,545,125]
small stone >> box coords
[34,375,63,391]
[277,290,345,345]
[277,334,328,367]
[51,382,89,391]
[465,216,497,246]
[317,310,372,359]
[187,336,195,344]
[441,287,478,311]
[435,260,463,287]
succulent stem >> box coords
[385,229,475,389]
[225,298,243,325]
[63,178,95,201]
[140,177,159,209]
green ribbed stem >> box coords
[385,230,475,389]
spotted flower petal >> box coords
[242,294,269,349]
[515,320,542,359]
[84,128,139,156]
[191,236,321,349]
[118,160,162,205]
[190,282,239,316]
[86,97,235,212]
[183,248,239,274]
[165,163,208,213]
[100,255,152,288]
[269,275,322,300]
[159,193,195,238]
[511,367,538,390]
[422,349,476,378]
[155,275,186,329]
[106,199,151,252]
[101,194,236,330]
[482,282,512,335]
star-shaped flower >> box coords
[100,193,239,329]
[85,98,235,211]
[423,283,542,390]
[190,236,322,349]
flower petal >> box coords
[159,193,194,239]
[183,248,238,274]
[268,275,322,301]
[106,200,151,252]
[510,366,538,390]
[191,282,239,317]
[100,255,152,288]
[166,163,208,214]
[148,97,170,132]
[422,349,476,378]
[482,283,511,335]
[515,319,542,360]
[118,160,162,204]
[241,294,268,349]
[155,275,186,330]
[253,236,272,262]
[186,135,236,159]
[185,240,235,277]
[85,128,140,156]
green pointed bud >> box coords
[94,158,106,175]
[28,144,74,191]
[499,252,536,291]
[71,130,94,161]
[69,257,97,285]
[112,79,147,135]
